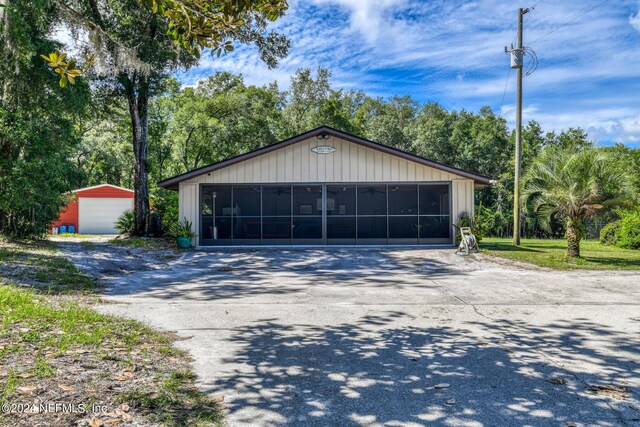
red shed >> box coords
[53,184,134,234]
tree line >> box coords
[74,68,639,239]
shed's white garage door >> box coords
[78,197,133,234]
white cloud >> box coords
[312,0,407,44]
[620,114,640,141]
[631,2,640,31]
[178,0,640,146]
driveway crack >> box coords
[430,278,631,426]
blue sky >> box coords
[179,0,640,147]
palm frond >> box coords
[521,148,630,225]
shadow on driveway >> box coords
[209,311,639,426]
[106,248,466,301]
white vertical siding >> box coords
[179,136,479,240]
[451,179,475,225]
[181,137,470,186]
[178,182,198,246]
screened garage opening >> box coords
[199,183,451,246]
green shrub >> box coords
[167,217,196,239]
[114,210,135,235]
[599,220,621,246]
[615,209,640,249]
[152,189,178,235]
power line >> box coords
[499,67,512,115]
[523,47,538,76]
[530,0,545,10]
[529,0,611,45]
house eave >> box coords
[156,126,495,190]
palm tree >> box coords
[521,148,628,257]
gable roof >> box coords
[157,126,494,190]
[72,184,134,194]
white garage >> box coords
[53,184,135,234]
[78,197,134,234]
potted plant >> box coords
[168,217,197,249]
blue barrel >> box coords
[59,226,67,234]
[68,225,75,234]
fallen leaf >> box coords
[104,418,121,425]
[587,384,629,400]
[59,384,75,392]
[446,398,456,405]
[121,413,133,421]
[89,418,104,427]
[433,383,450,389]
[17,386,36,395]
[169,357,180,363]
[211,395,224,403]
[548,378,568,385]
[113,372,134,381]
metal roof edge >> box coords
[157,126,494,189]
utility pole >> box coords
[511,7,528,246]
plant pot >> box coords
[176,236,192,249]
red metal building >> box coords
[52,184,134,234]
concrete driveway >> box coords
[96,248,640,426]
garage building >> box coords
[157,126,492,246]
[53,184,134,234]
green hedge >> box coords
[600,210,640,249]
[616,209,640,249]
[599,220,621,246]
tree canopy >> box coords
[0,0,90,236]
[34,0,290,235]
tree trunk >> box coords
[566,217,582,258]
[124,74,150,236]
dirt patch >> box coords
[52,238,183,281]
[0,241,99,292]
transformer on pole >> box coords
[504,7,529,246]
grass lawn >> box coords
[0,240,221,426]
[480,238,640,270]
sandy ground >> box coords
[52,236,182,281]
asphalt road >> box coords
[95,248,640,427]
